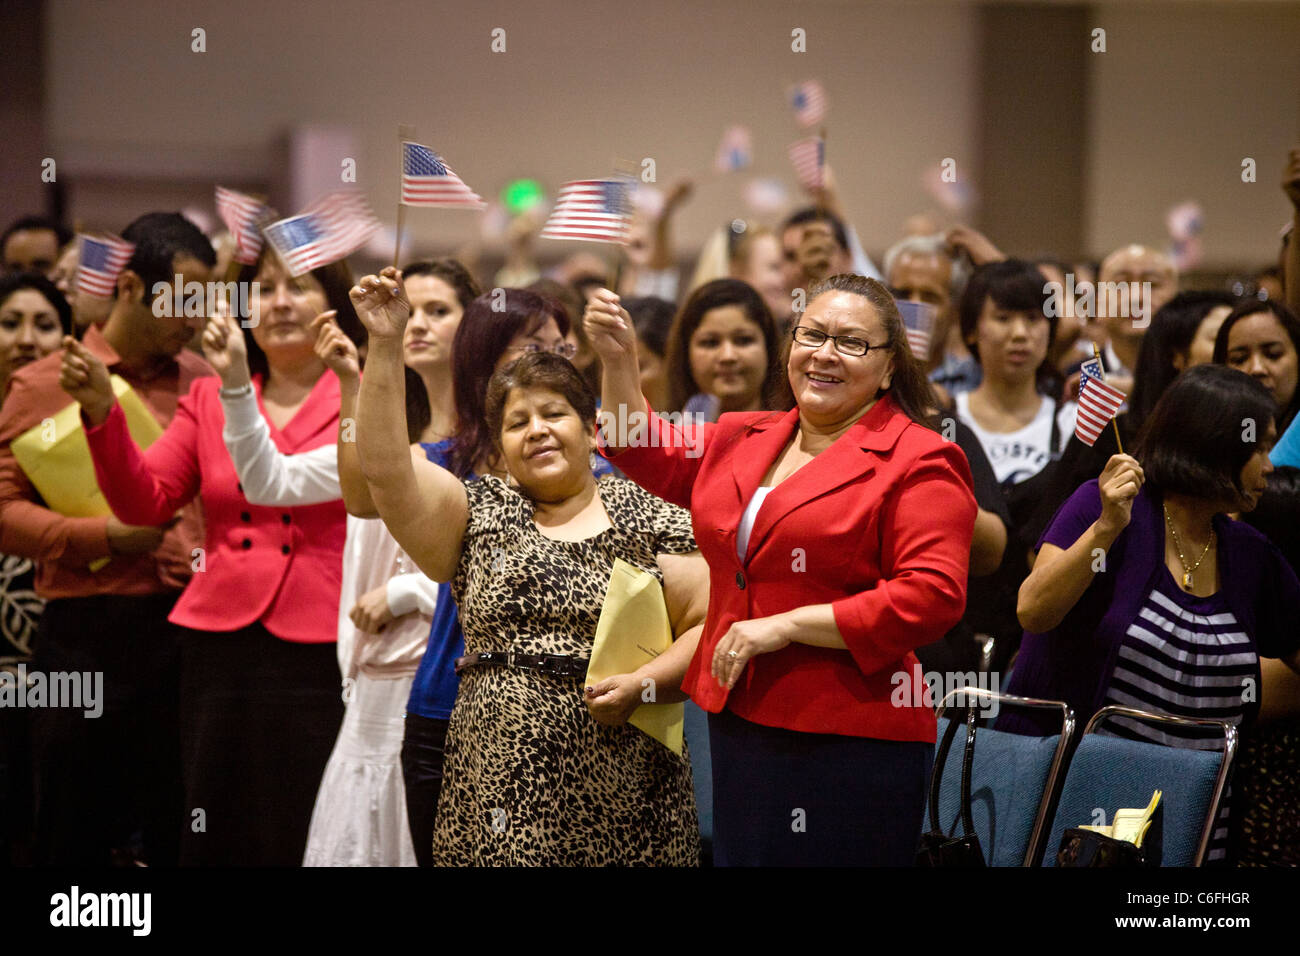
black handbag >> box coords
[916,705,986,867]
[1056,801,1163,867]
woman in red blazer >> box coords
[586,273,977,866]
[59,251,363,865]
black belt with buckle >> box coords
[454,651,590,679]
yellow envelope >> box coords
[587,558,684,754]
[12,376,165,570]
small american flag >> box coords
[714,126,753,173]
[540,180,631,244]
[895,299,936,361]
[262,191,380,276]
[76,234,135,298]
[788,137,825,190]
[215,186,270,265]
[401,142,485,208]
[1076,357,1127,446]
[789,80,827,128]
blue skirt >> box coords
[708,707,932,866]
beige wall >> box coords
[1085,2,1300,269]
[44,0,978,258]
[39,0,1300,268]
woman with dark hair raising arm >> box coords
[586,273,977,866]
[1003,364,1300,864]
[351,268,709,866]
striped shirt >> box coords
[1100,566,1253,864]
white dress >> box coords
[220,389,438,866]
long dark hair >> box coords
[447,288,570,478]
[1129,290,1237,430]
[805,274,939,431]
[237,249,363,380]
[1212,298,1300,436]
[1135,364,1276,506]
[664,278,790,413]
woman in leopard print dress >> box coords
[351,269,709,866]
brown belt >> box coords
[453,651,590,679]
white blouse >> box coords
[219,389,439,678]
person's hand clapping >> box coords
[58,336,116,426]
[349,268,410,340]
[583,289,638,364]
[1097,453,1144,536]
[201,300,251,390]
[310,310,360,384]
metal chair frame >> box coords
[935,686,1076,866]
[1077,704,1238,867]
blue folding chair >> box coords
[1043,705,1237,867]
[929,687,1075,866]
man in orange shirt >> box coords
[0,212,214,865]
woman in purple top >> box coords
[1002,366,1300,855]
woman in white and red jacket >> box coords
[60,251,363,865]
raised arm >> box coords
[352,268,468,583]
[1017,454,1142,633]
[60,337,199,526]
[201,307,342,506]
[584,289,714,506]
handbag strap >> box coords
[928,706,966,833]
[957,705,978,838]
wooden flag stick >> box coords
[394,124,417,269]
[815,126,828,216]
[1092,342,1125,455]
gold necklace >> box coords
[1163,503,1214,591]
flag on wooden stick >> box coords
[1076,356,1127,446]
[262,191,380,276]
[400,142,485,208]
[540,180,631,244]
[215,186,271,265]
[75,235,135,298]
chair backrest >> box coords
[1043,706,1237,867]
[927,688,1075,866]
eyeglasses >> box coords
[506,342,579,359]
[791,326,888,357]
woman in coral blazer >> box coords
[586,274,977,866]
[59,253,363,865]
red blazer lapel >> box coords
[728,406,800,512]
[742,394,912,562]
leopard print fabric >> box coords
[432,474,700,866]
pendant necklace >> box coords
[1163,503,1213,591]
